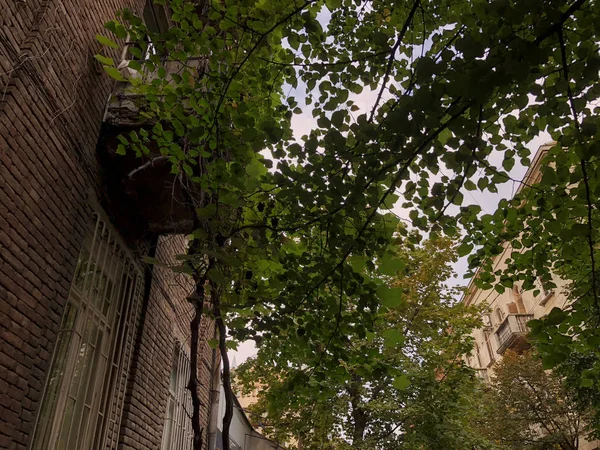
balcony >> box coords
[97,57,207,236]
[494,314,533,355]
[104,57,208,127]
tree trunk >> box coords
[188,296,204,450]
[214,294,233,450]
[348,375,367,447]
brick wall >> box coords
[119,235,218,450]
[0,1,218,450]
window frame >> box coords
[30,212,144,450]
[537,276,555,306]
[161,344,194,450]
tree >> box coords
[465,141,600,414]
[555,350,600,442]
[235,237,495,449]
[95,0,600,447]
[475,349,593,450]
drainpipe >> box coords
[127,234,159,382]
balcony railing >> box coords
[104,56,208,126]
[495,313,533,355]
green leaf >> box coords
[377,285,403,308]
[246,157,267,178]
[383,193,399,210]
[382,329,405,348]
[331,110,345,128]
[103,66,126,81]
[94,54,115,66]
[393,375,411,390]
[96,34,119,49]
[207,268,226,284]
[128,60,143,71]
[349,254,368,273]
[437,128,452,145]
[378,253,406,276]
[581,378,594,388]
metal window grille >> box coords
[30,212,143,450]
[161,345,194,450]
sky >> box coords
[229,14,552,364]
[230,79,551,365]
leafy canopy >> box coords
[235,238,493,450]
[474,349,594,450]
[96,0,600,443]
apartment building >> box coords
[0,1,219,449]
[462,144,599,449]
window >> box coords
[141,0,170,60]
[31,213,143,450]
[495,307,505,325]
[143,0,170,34]
[483,329,495,364]
[161,345,194,450]
[474,343,483,368]
[482,313,492,328]
[537,276,554,305]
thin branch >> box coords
[187,261,213,450]
[558,28,599,317]
[368,0,420,123]
[211,0,316,133]
[533,0,587,45]
[290,101,469,319]
[214,286,234,450]
[128,155,169,178]
[258,48,392,68]
[432,105,483,223]
[433,25,466,62]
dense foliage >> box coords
[235,238,493,449]
[475,350,594,450]
[96,0,600,447]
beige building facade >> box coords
[462,144,599,449]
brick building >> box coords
[0,1,219,450]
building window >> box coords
[537,276,554,305]
[141,0,170,60]
[31,213,143,450]
[483,329,495,364]
[495,307,505,325]
[143,0,170,34]
[161,345,194,450]
[475,342,483,368]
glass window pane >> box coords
[56,397,76,450]
[31,304,78,450]
[31,214,143,450]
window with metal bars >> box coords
[30,212,144,450]
[161,345,194,450]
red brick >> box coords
[1,3,218,450]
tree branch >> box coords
[211,0,317,133]
[214,288,234,450]
[127,155,169,178]
[558,27,599,317]
[368,0,420,123]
